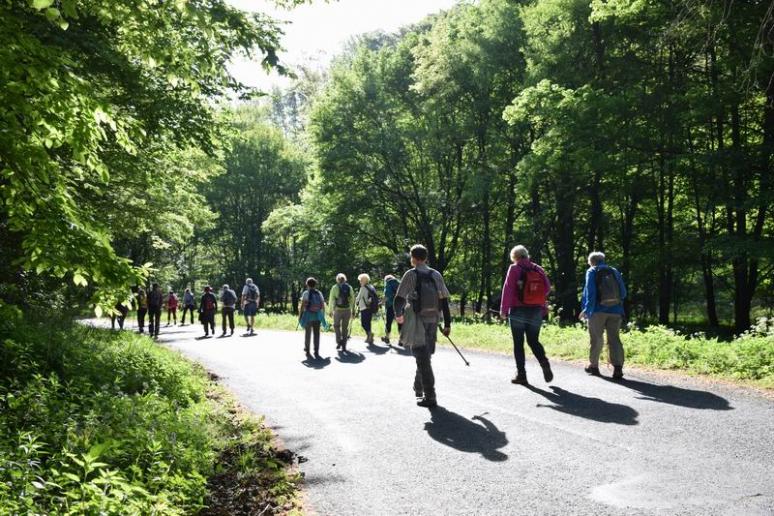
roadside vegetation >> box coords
[0,306,301,515]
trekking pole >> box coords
[439,325,470,366]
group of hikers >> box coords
[110,243,627,409]
[111,278,262,338]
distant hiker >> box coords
[241,278,260,336]
[199,285,217,338]
[165,289,179,326]
[111,300,129,330]
[220,284,237,337]
[329,273,355,351]
[136,286,148,333]
[499,245,553,385]
[299,277,327,358]
[382,274,402,345]
[394,244,452,408]
[580,252,627,380]
[355,273,379,345]
[147,283,164,338]
[181,287,196,326]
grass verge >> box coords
[0,305,301,515]
[220,312,774,390]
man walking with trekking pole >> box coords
[395,244,452,408]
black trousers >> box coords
[201,311,215,334]
[412,321,437,400]
[148,307,162,336]
[385,306,402,335]
[222,307,235,332]
[137,308,147,332]
[304,321,321,354]
[181,304,195,324]
[509,307,548,372]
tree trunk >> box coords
[554,179,577,323]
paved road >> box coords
[155,324,774,515]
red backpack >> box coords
[518,265,547,306]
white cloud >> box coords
[226,0,459,92]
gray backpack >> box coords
[413,269,439,317]
[595,267,621,307]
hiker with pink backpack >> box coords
[499,245,553,386]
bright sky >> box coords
[226,0,459,92]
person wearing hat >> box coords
[199,285,218,338]
[220,283,237,337]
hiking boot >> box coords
[414,389,423,398]
[612,366,624,380]
[417,398,437,408]
[511,371,528,385]
[381,335,390,344]
[584,365,602,376]
[539,359,554,383]
[314,353,322,360]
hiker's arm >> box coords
[394,295,407,319]
[441,297,451,329]
[500,265,516,318]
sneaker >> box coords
[511,372,528,385]
[612,366,624,380]
[416,398,437,408]
[584,365,602,376]
[540,360,554,383]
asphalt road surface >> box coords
[154,324,774,516]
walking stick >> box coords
[439,325,470,366]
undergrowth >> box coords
[0,305,301,515]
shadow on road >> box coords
[366,343,390,355]
[527,385,639,425]
[423,407,508,462]
[335,350,366,364]
[605,378,733,410]
[389,344,412,356]
[302,357,332,369]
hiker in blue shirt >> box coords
[579,252,627,379]
[381,274,402,345]
[299,277,328,359]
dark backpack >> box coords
[336,283,351,308]
[595,267,621,307]
[413,269,439,317]
[517,265,547,306]
[307,289,323,313]
[222,289,237,305]
[366,285,380,314]
[203,293,215,312]
[245,284,259,302]
[149,290,163,308]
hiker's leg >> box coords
[606,314,624,367]
[413,336,435,401]
[111,315,116,330]
[333,310,343,343]
[313,321,321,354]
[588,313,606,367]
[228,308,234,331]
[189,306,195,324]
[524,309,547,363]
[221,309,227,333]
[509,312,528,372]
[385,306,394,336]
[138,309,146,332]
[172,308,177,324]
[304,323,312,353]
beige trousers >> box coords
[588,312,625,367]
[333,309,352,343]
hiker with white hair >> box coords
[579,251,627,380]
[220,284,237,337]
[355,273,379,345]
[241,278,260,336]
[329,273,355,351]
[499,245,553,385]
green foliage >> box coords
[0,0,288,310]
[0,313,300,513]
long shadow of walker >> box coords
[423,407,508,462]
[603,377,733,411]
[527,385,639,426]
